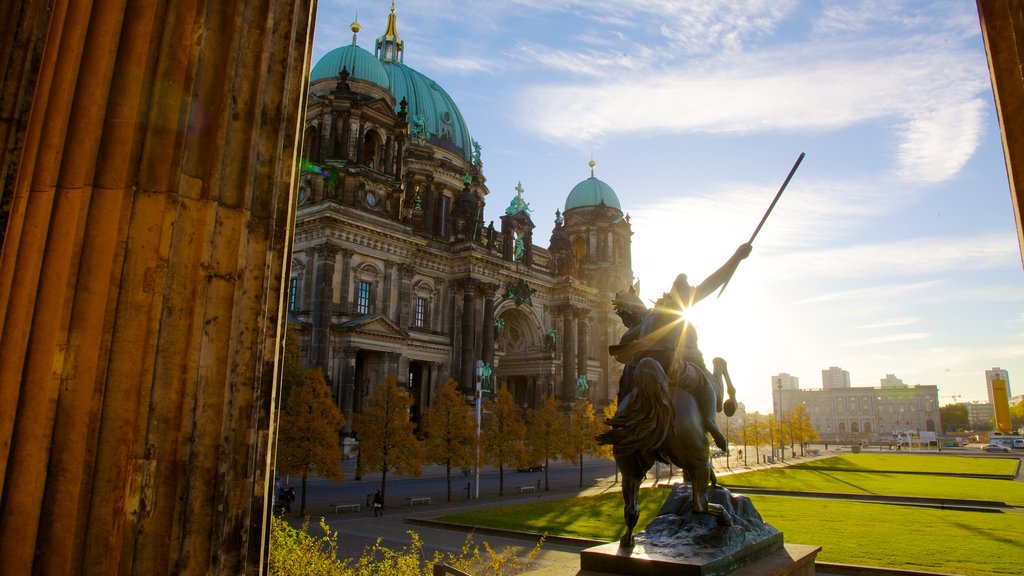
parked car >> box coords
[517,463,545,472]
[981,443,1010,453]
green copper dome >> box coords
[310,7,473,162]
[310,43,390,88]
[566,175,621,211]
[382,63,472,161]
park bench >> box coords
[515,485,536,494]
[404,496,431,507]
[331,503,360,513]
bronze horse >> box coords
[598,258,746,547]
[599,355,734,547]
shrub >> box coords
[268,516,542,576]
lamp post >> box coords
[474,360,483,500]
[778,381,784,463]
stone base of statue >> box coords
[581,485,813,576]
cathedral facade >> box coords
[290,7,634,429]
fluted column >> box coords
[479,283,498,372]
[576,312,590,400]
[0,1,314,574]
[458,279,477,392]
[397,263,414,329]
[342,347,358,434]
[311,245,338,369]
[561,307,577,401]
[339,248,353,315]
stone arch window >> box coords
[863,421,872,434]
[495,307,541,354]
[838,422,846,434]
[412,279,435,329]
[850,422,860,433]
[289,257,306,312]
[353,261,382,315]
[362,129,383,171]
[304,124,320,163]
[572,237,585,264]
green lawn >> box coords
[437,454,1024,576]
[718,468,1024,506]
[785,453,1018,476]
[438,490,1024,576]
[749,495,1023,576]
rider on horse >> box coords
[609,243,751,451]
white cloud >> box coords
[843,332,931,347]
[853,317,920,330]
[773,234,1019,279]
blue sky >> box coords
[313,1,1024,413]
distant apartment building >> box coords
[775,384,941,443]
[772,373,800,390]
[962,402,996,429]
[985,367,1012,404]
[821,366,851,389]
[880,374,906,388]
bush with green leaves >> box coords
[269,516,542,576]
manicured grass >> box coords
[438,489,1024,576]
[749,495,1024,576]
[718,469,1024,506]
[786,453,1018,476]
[439,488,669,541]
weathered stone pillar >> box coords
[311,244,338,369]
[342,347,358,434]
[339,248,353,315]
[397,263,414,329]
[561,306,577,401]
[577,312,590,394]
[0,1,314,574]
[382,260,395,315]
[480,283,497,371]
[459,279,477,391]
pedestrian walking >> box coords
[372,489,383,517]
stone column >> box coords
[561,307,577,401]
[0,1,314,574]
[339,248,353,315]
[458,279,477,392]
[342,347,358,434]
[397,263,414,329]
[302,247,316,313]
[479,283,497,371]
[577,312,590,392]
[311,245,338,369]
[382,260,395,316]
[388,352,403,384]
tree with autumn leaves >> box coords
[524,394,563,491]
[276,367,345,515]
[563,399,605,487]
[480,388,526,496]
[353,375,422,502]
[423,380,476,501]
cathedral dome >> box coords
[382,63,473,161]
[310,7,474,162]
[310,43,390,89]
[565,174,621,211]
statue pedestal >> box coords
[580,542,821,576]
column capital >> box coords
[314,243,340,258]
[476,281,499,299]
[454,277,476,293]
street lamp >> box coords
[777,381,784,463]
[474,360,483,500]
